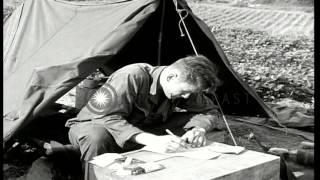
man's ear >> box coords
[166,73,178,82]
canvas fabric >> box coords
[3,0,279,143]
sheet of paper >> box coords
[90,153,123,167]
[126,150,173,162]
[207,142,245,154]
[173,148,221,160]
[93,153,123,160]
[142,145,221,160]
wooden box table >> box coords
[89,148,280,180]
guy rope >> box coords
[172,0,238,146]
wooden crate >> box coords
[89,144,280,180]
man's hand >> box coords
[181,127,207,148]
[154,135,187,153]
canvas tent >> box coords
[3,0,278,144]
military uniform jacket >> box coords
[66,63,219,148]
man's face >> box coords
[162,75,200,100]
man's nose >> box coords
[181,93,191,99]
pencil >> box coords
[165,129,187,149]
[165,129,176,137]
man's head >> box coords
[159,55,220,99]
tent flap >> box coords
[3,0,159,142]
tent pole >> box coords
[213,92,238,146]
[157,0,166,65]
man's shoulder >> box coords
[108,63,155,85]
[117,63,154,77]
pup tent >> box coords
[3,0,279,145]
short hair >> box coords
[170,55,221,92]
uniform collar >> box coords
[149,66,166,96]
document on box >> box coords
[207,142,245,154]
[142,145,221,160]
[90,153,123,167]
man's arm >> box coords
[177,92,220,147]
[84,66,146,148]
[177,92,220,132]
[84,66,188,151]
[131,132,187,153]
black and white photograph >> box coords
[3,0,314,179]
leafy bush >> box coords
[213,28,314,104]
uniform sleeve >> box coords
[96,68,145,148]
[177,92,220,132]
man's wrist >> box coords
[192,126,206,134]
[185,126,206,133]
